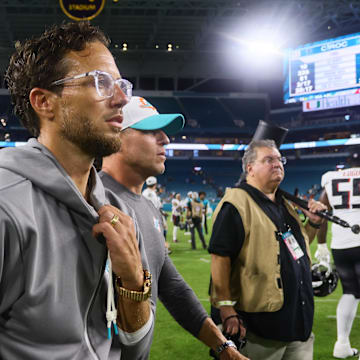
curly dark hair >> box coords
[5,22,110,137]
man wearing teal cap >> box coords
[100,96,248,359]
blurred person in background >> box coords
[183,191,193,235]
[199,191,209,235]
[142,176,161,208]
[171,193,182,242]
[187,191,207,250]
[316,149,360,359]
[142,176,170,250]
[155,184,169,242]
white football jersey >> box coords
[180,198,189,209]
[142,188,162,210]
[171,199,182,216]
[321,167,360,249]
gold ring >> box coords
[110,214,119,228]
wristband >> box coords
[217,300,236,306]
[308,220,321,229]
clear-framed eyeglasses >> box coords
[51,70,133,100]
[259,156,287,166]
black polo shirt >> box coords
[208,183,314,342]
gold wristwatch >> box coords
[115,270,152,301]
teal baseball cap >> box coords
[121,96,185,135]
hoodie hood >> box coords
[0,138,105,219]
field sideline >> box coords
[149,215,360,359]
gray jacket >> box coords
[0,139,151,360]
[100,172,209,359]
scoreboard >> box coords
[283,32,360,104]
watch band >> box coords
[115,270,152,302]
[216,300,236,307]
[216,340,237,354]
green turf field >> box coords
[149,216,360,359]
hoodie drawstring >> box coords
[106,251,118,339]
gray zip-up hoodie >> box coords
[0,139,151,360]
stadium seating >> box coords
[159,156,346,206]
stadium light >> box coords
[247,40,283,56]
[222,16,288,51]
[222,32,284,57]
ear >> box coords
[247,162,254,177]
[29,88,57,121]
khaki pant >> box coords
[240,331,314,360]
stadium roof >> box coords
[1,0,360,78]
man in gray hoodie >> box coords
[0,22,153,359]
